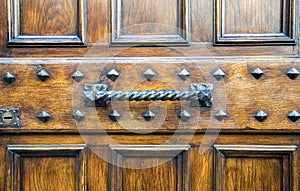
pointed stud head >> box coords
[143,69,157,81]
[109,110,121,122]
[72,71,85,82]
[37,111,51,123]
[106,69,120,81]
[178,110,191,122]
[213,69,226,81]
[178,69,191,81]
[254,110,268,122]
[286,67,299,80]
[2,72,16,84]
[143,110,156,121]
[199,89,213,102]
[37,69,50,82]
[251,68,264,80]
[287,110,300,122]
[215,110,227,121]
[72,110,85,122]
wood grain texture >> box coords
[214,145,297,191]
[21,0,78,36]
[110,0,190,46]
[109,145,190,190]
[4,44,298,57]
[190,0,213,42]
[0,59,299,131]
[22,157,77,191]
[215,0,295,45]
[224,0,282,34]
[189,146,213,191]
[88,148,109,191]
[6,144,87,191]
[8,0,86,46]
[0,0,297,52]
[0,142,8,191]
[120,0,178,35]
[0,134,298,191]
[0,0,299,189]
[87,0,109,43]
[0,0,7,54]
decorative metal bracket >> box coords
[83,83,213,108]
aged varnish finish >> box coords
[0,0,300,190]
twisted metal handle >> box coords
[83,83,213,107]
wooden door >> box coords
[0,0,299,190]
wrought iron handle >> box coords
[83,83,213,107]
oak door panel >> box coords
[6,145,87,191]
[109,145,190,191]
[8,0,86,45]
[110,0,190,45]
[214,145,297,191]
[214,0,295,45]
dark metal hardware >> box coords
[254,110,268,122]
[213,69,226,81]
[214,110,227,121]
[109,110,121,122]
[37,111,51,123]
[72,71,85,82]
[36,69,50,82]
[251,68,264,79]
[82,83,214,108]
[287,110,300,122]
[0,108,20,127]
[106,69,120,81]
[72,110,85,122]
[143,69,157,81]
[143,110,156,121]
[178,110,191,122]
[2,72,17,84]
[286,67,299,80]
[178,69,191,81]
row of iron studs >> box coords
[101,67,300,82]
[1,66,299,84]
[2,66,300,123]
[34,108,299,124]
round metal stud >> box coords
[2,72,16,84]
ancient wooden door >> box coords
[0,0,299,190]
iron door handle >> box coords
[83,83,213,107]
